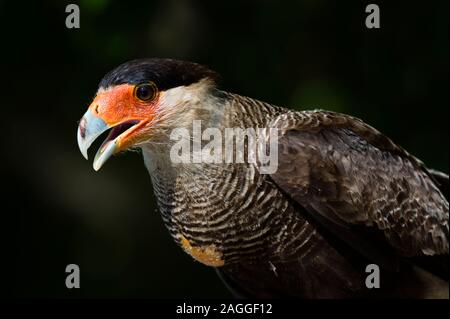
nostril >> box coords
[94,104,99,114]
[79,117,87,138]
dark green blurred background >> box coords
[2,0,448,298]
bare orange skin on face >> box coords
[89,84,158,125]
[88,83,159,149]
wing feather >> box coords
[268,111,449,257]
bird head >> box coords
[77,58,218,170]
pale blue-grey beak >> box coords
[77,109,117,171]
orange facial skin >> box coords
[88,83,159,150]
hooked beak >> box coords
[77,109,141,171]
[77,83,158,170]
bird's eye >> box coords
[134,82,158,102]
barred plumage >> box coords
[78,58,449,298]
[142,91,448,297]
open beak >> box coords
[77,83,157,170]
[77,109,141,171]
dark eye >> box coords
[134,82,157,101]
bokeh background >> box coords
[2,0,448,298]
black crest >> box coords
[99,58,219,91]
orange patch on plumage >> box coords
[179,235,224,267]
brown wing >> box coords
[269,111,449,258]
